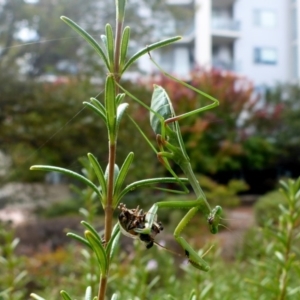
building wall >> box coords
[233,0,290,86]
[138,0,296,86]
[291,0,300,82]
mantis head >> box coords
[208,205,222,234]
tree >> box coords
[0,0,173,78]
[258,84,300,173]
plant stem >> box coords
[98,142,116,300]
[98,2,124,298]
[98,276,107,300]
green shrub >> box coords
[198,175,248,207]
[254,190,285,226]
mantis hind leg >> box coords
[173,207,210,271]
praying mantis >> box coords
[119,57,223,272]
[30,13,222,272]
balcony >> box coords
[212,59,240,72]
[212,0,236,8]
[211,18,240,42]
[212,18,239,31]
[166,0,194,6]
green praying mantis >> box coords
[118,56,223,272]
[30,13,223,274]
[58,12,223,272]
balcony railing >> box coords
[211,18,240,31]
[166,0,194,5]
[212,59,240,72]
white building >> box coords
[144,0,300,87]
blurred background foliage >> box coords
[1,0,299,193]
[1,178,300,299]
[1,1,300,299]
[0,0,175,78]
[1,70,300,193]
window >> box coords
[254,48,277,65]
[254,10,276,28]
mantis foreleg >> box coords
[135,200,222,271]
[116,60,223,234]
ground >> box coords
[0,182,256,258]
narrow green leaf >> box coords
[60,290,72,300]
[295,177,300,191]
[83,102,107,122]
[11,237,20,250]
[288,286,300,296]
[101,34,107,50]
[79,207,90,218]
[121,36,181,74]
[90,97,106,114]
[14,270,27,284]
[295,231,300,241]
[111,294,119,300]
[30,165,101,197]
[279,180,289,192]
[0,288,12,296]
[113,152,134,205]
[81,221,102,243]
[85,286,92,300]
[116,0,126,21]
[147,275,160,291]
[116,102,129,136]
[105,76,117,141]
[60,16,109,70]
[119,26,130,69]
[30,294,46,300]
[118,177,189,200]
[278,204,288,214]
[188,290,196,300]
[275,251,285,264]
[0,257,7,265]
[87,153,107,199]
[105,24,115,70]
[85,230,108,275]
[116,93,125,105]
[106,224,121,260]
[66,233,92,250]
[200,283,213,298]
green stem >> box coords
[179,162,212,217]
[105,141,116,243]
[98,2,125,298]
[98,142,116,300]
